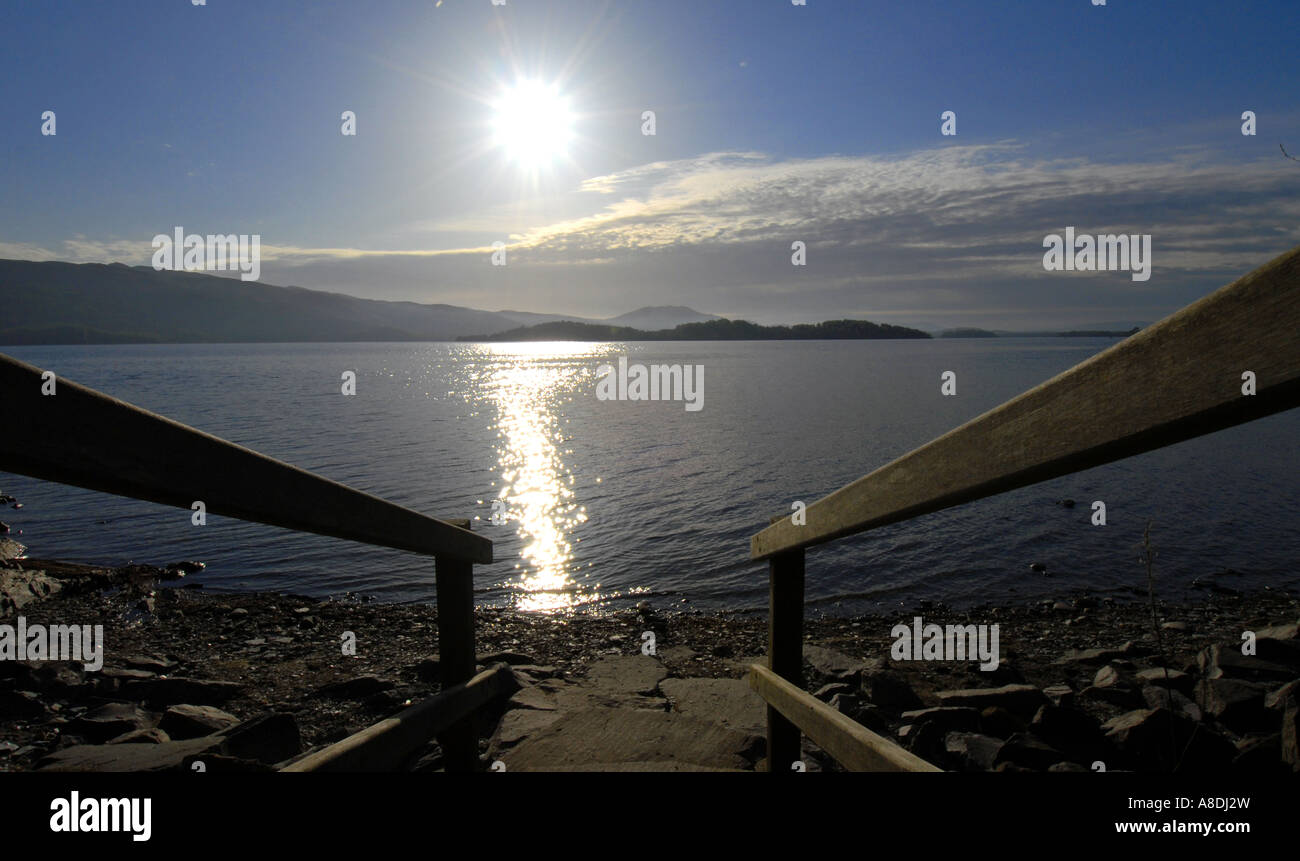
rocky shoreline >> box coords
[0,555,1297,772]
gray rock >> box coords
[314,675,395,700]
[506,684,559,712]
[360,689,406,714]
[493,708,563,747]
[0,690,47,721]
[904,720,947,766]
[1141,685,1202,722]
[1056,643,1134,665]
[67,703,156,743]
[1093,665,1123,688]
[828,693,862,717]
[581,655,668,697]
[1282,700,1298,772]
[158,704,240,739]
[37,738,223,772]
[1031,705,1107,761]
[1102,708,1236,772]
[977,663,1025,686]
[100,667,156,683]
[861,671,923,711]
[1102,709,1176,771]
[803,645,871,680]
[854,704,892,736]
[1279,707,1300,769]
[1080,683,1145,709]
[899,706,981,734]
[994,733,1063,770]
[1135,667,1192,695]
[1042,684,1075,708]
[11,661,84,696]
[979,705,1027,739]
[512,665,558,681]
[1195,678,1273,733]
[657,646,699,665]
[1265,680,1300,710]
[0,566,62,611]
[107,728,170,745]
[1199,644,1295,683]
[123,677,244,707]
[501,708,755,772]
[1254,624,1300,667]
[933,684,1047,717]
[218,713,301,765]
[478,651,537,666]
[813,682,854,701]
[944,732,1002,771]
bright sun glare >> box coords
[491,79,574,168]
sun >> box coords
[491,79,574,168]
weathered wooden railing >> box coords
[283,663,519,772]
[0,353,495,771]
[749,244,1300,772]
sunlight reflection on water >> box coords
[475,342,605,611]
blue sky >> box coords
[2,0,1299,329]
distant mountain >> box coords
[992,320,1152,337]
[0,260,519,344]
[0,260,721,345]
[495,305,719,331]
[461,318,931,342]
[939,327,999,338]
[605,306,720,330]
[1071,320,1152,332]
[1056,327,1142,338]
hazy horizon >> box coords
[0,257,1157,335]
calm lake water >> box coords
[2,339,1297,614]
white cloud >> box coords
[8,143,1299,329]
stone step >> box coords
[496,706,759,772]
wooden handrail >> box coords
[752,243,1300,560]
[751,245,1300,773]
[282,664,519,772]
[749,664,941,772]
[0,352,491,564]
[0,350,494,770]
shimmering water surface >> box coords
[2,340,1297,614]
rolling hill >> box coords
[0,260,720,344]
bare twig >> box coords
[1282,143,1300,162]
[1140,523,1178,767]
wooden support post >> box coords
[435,552,478,772]
[767,548,805,772]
